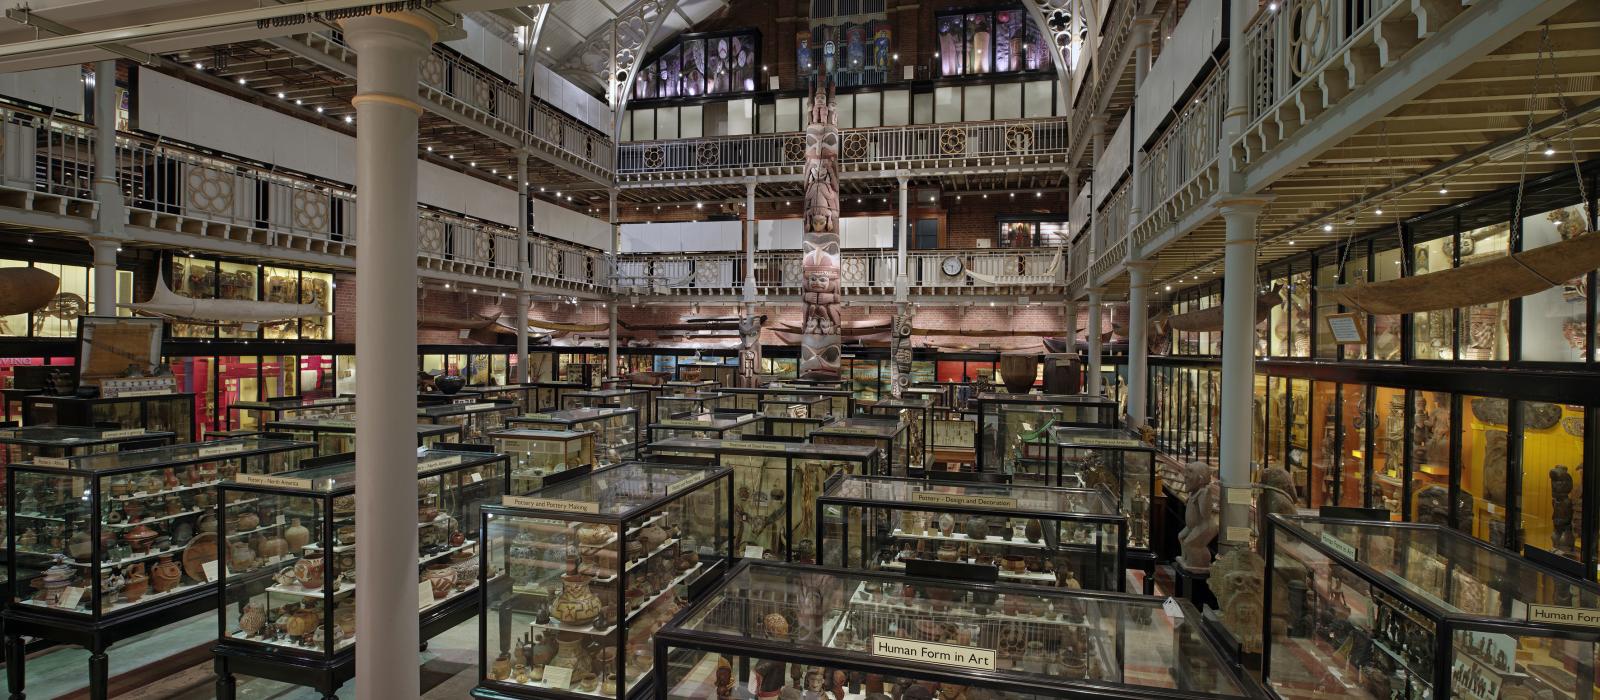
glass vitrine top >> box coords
[650,436,878,460]
[568,389,648,400]
[0,425,176,446]
[230,396,353,410]
[811,417,901,438]
[417,401,512,417]
[506,462,727,518]
[825,475,1118,516]
[16,437,309,472]
[871,397,934,410]
[527,380,584,388]
[978,392,1117,406]
[257,449,502,494]
[672,561,1247,697]
[517,407,637,424]
[491,428,595,441]
[1274,515,1600,619]
[264,417,460,437]
[1052,427,1155,452]
[666,380,718,387]
[652,412,759,430]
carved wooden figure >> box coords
[800,78,842,380]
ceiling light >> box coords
[237,78,246,85]
[1289,240,1295,246]
[444,283,450,289]
[696,202,704,209]
[982,194,988,199]
[295,99,303,105]
[315,106,324,113]
[856,198,862,203]
[426,146,433,152]
[1035,192,1042,197]
[1322,223,1333,232]
[1267,2,1279,10]
[555,191,561,197]
[1165,285,1171,291]
[544,46,550,52]
[1375,207,1384,215]
[540,187,545,192]
[762,65,768,71]
[26,237,32,243]
[194,62,204,70]
[276,92,285,99]
[491,168,497,174]
[470,162,476,167]
[1438,187,1448,194]
[892,53,899,61]
[1544,145,1556,156]
[343,115,353,123]
[956,195,962,201]
[448,154,454,159]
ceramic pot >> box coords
[197,513,218,534]
[998,354,1039,394]
[336,525,355,546]
[124,523,158,553]
[1003,555,1028,573]
[425,565,456,601]
[529,633,558,666]
[937,543,961,562]
[229,541,256,571]
[295,553,325,590]
[434,375,465,395]
[417,506,439,524]
[284,609,319,638]
[67,531,92,560]
[490,652,512,681]
[284,518,311,550]
[937,513,956,537]
[123,564,148,602]
[123,500,144,521]
[637,523,669,552]
[1024,519,1042,543]
[238,603,266,636]
[151,554,181,593]
[236,511,260,531]
[257,535,288,559]
[548,632,592,675]
[552,574,602,627]
[162,467,179,490]
[964,515,988,542]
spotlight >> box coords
[295,99,303,105]
[237,78,246,85]
[470,162,476,167]
[315,106,324,113]
[1544,145,1556,156]
[1165,285,1171,291]
[343,115,353,123]
[426,146,433,152]
[1375,207,1384,215]
[1439,187,1448,194]
[1322,224,1333,232]
[276,92,285,99]
[1267,2,1278,10]
[194,62,204,69]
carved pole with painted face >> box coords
[800,77,842,380]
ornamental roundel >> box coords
[291,190,329,231]
[783,136,805,162]
[695,142,719,166]
[418,217,445,255]
[473,81,495,111]
[185,166,234,216]
[939,126,968,155]
[1004,124,1034,153]
[1290,0,1334,80]
[643,145,665,169]
[841,133,868,160]
[420,54,446,88]
[473,229,493,261]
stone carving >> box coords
[185,166,234,216]
[1525,402,1563,430]
[1417,484,1474,532]
[1177,461,1220,573]
[889,309,912,398]
[738,314,763,388]
[1551,465,1577,556]
[1256,467,1298,550]
[1209,548,1265,654]
[1412,394,1447,467]
[800,78,841,380]
[1483,430,1508,504]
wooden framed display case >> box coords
[23,393,198,443]
[975,393,1118,482]
[563,390,653,444]
[1052,427,1158,557]
[655,392,736,420]
[810,418,912,478]
[418,401,522,441]
[663,380,718,394]
[489,429,596,495]
[1,437,316,699]
[1264,515,1600,700]
[263,418,463,454]
[674,361,735,387]
[474,461,734,700]
[647,437,880,564]
[651,560,1260,700]
[507,408,640,467]
[647,413,760,442]
[816,475,1128,591]
[419,388,489,407]
[721,387,853,420]
[478,382,587,414]
[861,398,932,472]
[227,396,354,431]
[212,449,510,699]
[759,396,830,419]
[744,416,831,442]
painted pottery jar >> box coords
[238,603,266,637]
[229,541,257,571]
[122,564,148,602]
[551,573,602,627]
[123,523,158,553]
[937,513,956,537]
[425,565,456,600]
[548,631,593,675]
[937,543,961,562]
[284,518,311,550]
[150,554,182,593]
[235,511,260,531]
[257,534,288,559]
[284,608,319,638]
[294,553,326,590]
[637,523,669,552]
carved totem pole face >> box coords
[799,78,842,380]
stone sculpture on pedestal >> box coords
[1177,461,1220,573]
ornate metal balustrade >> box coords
[616,117,1069,179]
[611,249,1064,296]
[1132,61,1226,251]
[1089,180,1130,284]
[1067,0,1136,167]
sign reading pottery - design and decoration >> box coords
[502,495,600,514]
[870,635,996,671]
[909,491,1019,509]
[1527,604,1600,627]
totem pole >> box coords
[738,312,764,387]
[800,78,842,380]
[889,308,913,398]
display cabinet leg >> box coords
[213,658,235,700]
[419,642,429,652]
[5,634,24,700]
[87,652,108,700]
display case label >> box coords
[908,492,1018,509]
[822,427,883,436]
[117,389,173,397]
[870,635,996,671]
[236,473,312,489]
[418,580,434,609]
[1225,527,1253,543]
[723,440,774,450]
[417,456,464,471]
[524,413,553,420]
[1069,437,1142,448]
[58,587,84,609]
[665,476,700,495]
[543,666,573,690]
[202,560,219,583]
[33,457,70,468]
[501,495,599,514]
[311,398,348,406]
[1162,597,1186,620]
[1527,604,1600,627]
[101,428,146,438]
[1226,487,1253,506]
[660,420,713,428]
[1320,532,1359,560]
[742,545,765,559]
[198,443,245,458]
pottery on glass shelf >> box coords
[238,603,266,637]
[434,375,465,395]
[425,565,456,601]
[229,541,257,571]
[124,523,158,553]
[294,553,326,590]
[284,518,311,550]
[257,535,288,559]
[937,543,961,562]
[964,515,988,541]
[547,631,592,675]
[937,513,956,537]
[122,564,148,603]
[1024,519,1043,543]
[150,554,182,593]
[637,523,669,552]
[236,511,260,531]
[551,572,603,627]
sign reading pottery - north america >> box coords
[871,635,995,671]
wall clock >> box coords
[941,256,963,277]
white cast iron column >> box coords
[1219,199,1265,546]
[515,153,531,383]
[607,189,620,379]
[1126,261,1153,426]
[744,179,758,301]
[343,13,432,700]
[91,60,124,314]
[895,172,909,302]
[1062,297,1079,389]
[1086,288,1103,397]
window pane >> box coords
[1520,202,1588,361]
[1372,385,1406,518]
[1336,384,1369,509]
[1410,390,1452,525]
[1521,404,1584,560]
[1460,395,1510,547]
[1412,236,1456,360]
[1457,221,1510,361]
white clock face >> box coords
[942,256,962,276]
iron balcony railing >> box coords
[1243,0,1403,123]
[611,249,1064,294]
[1133,60,1227,249]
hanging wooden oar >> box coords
[1319,234,1600,315]
[1166,286,1282,332]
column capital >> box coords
[1217,195,1272,217]
[1126,260,1155,286]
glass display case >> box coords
[759,395,829,420]
[862,398,932,472]
[656,392,735,419]
[647,437,881,564]
[647,412,760,442]
[563,390,653,443]
[490,428,596,495]
[810,418,911,477]
[23,393,198,442]
[675,360,736,387]
[653,560,1257,700]
[1053,427,1158,554]
[507,408,640,467]
[745,415,831,441]
[929,414,978,468]
[1265,515,1600,700]
[817,475,1127,591]
[476,461,735,700]
[227,396,354,431]
[723,387,853,420]
[976,393,1118,480]
[263,417,463,454]
[213,449,510,699]
[417,401,521,441]
[664,380,719,394]
[418,388,489,407]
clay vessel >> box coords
[124,523,158,553]
[551,573,602,626]
[150,554,182,593]
[236,511,260,531]
[998,354,1039,394]
[122,564,148,602]
[295,553,325,590]
[238,603,266,637]
[284,518,311,550]
[229,541,256,571]
[257,535,288,559]
[964,515,988,542]
[425,565,456,600]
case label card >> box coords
[1163,597,1186,620]
[1069,436,1143,448]
[1226,487,1254,506]
[101,428,147,438]
[870,635,996,671]
[908,492,1019,509]
[1527,604,1600,627]
[417,456,464,472]
[418,580,434,609]
[742,545,765,559]
[202,560,219,583]
[236,473,312,489]
[198,443,245,458]
[117,389,172,397]
[1225,526,1253,543]
[543,666,573,690]
[311,398,348,406]
[665,476,700,495]
[33,457,70,468]
[1320,532,1359,561]
[58,587,84,609]
[822,427,883,437]
[660,420,713,428]
[501,495,599,514]
[722,440,774,450]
